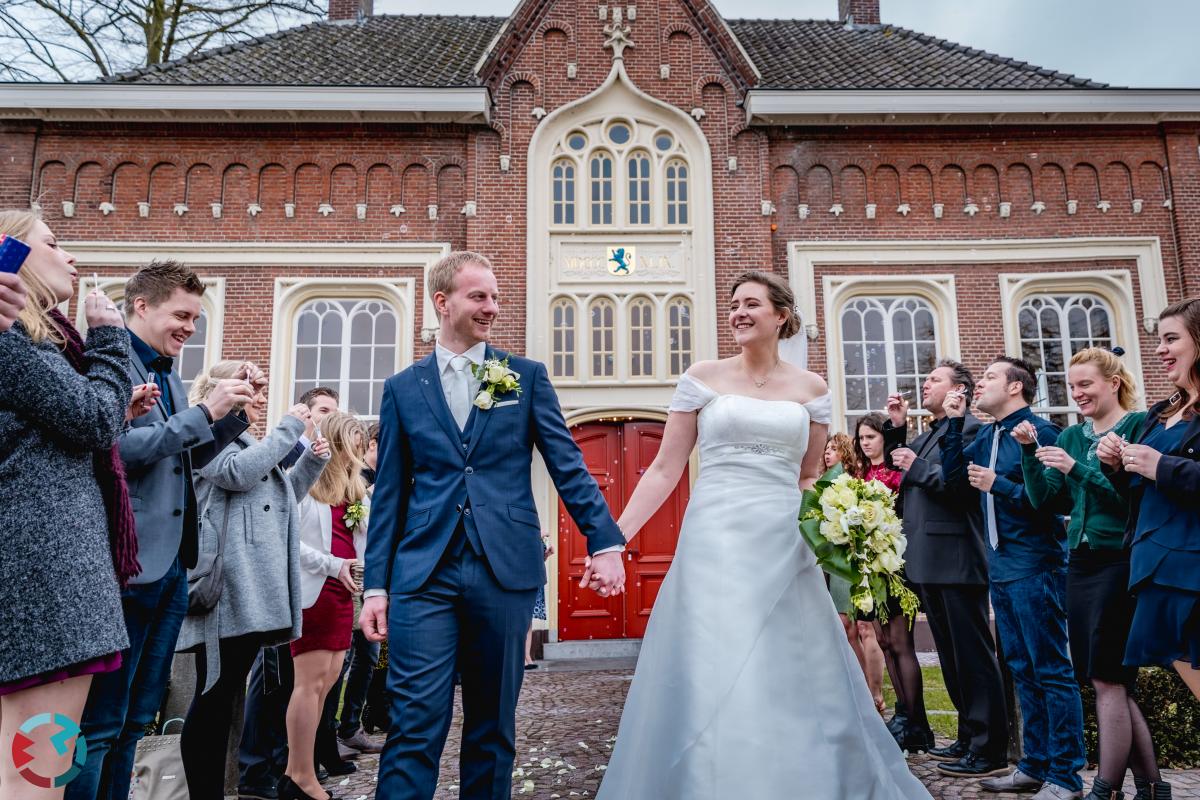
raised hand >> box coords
[885,393,909,428]
[1119,443,1161,480]
[943,389,967,419]
[241,361,268,391]
[311,435,330,459]
[126,382,161,422]
[286,403,312,427]
[967,463,996,493]
[1011,420,1039,446]
[1035,446,1076,475]
[0,272,27,332]
[890,447,917,471]
[1096,432,1126,468]
[203,378,256,420]
[84,287,123,329]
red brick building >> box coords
[3,0,1198,642]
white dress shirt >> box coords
[435,339,487,425]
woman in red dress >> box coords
[855,411,934,753]
[281,412,369,800]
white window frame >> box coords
[666,295,693,378]
[1000,271,1146,422]
[550,295,579,378]
[588,296,617,380]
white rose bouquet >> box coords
[799,465,919,624]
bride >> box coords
[591,270,932,799]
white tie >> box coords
[448,355,472,431]
[986,426,1002,549]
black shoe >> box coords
[1085,776,1125,800]
[318,759,357,777]
[895,723,936,754]
[927,740,969,763]
[1133,778,1173,800]
[239,787,279,800]
[937,752,1011,778]
[885,713,908,737]
[278,775,329,800]
[315,769,329,782]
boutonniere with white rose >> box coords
[472,357,522,410]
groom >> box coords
[360,251,627,800]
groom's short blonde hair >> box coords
[427,251,494,300]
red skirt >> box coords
[291,578,353,657]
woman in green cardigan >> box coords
[1013,347,1165,800]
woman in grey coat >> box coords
[176,360,329,800]
[0,210,157,800]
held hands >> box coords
[360,595,388,643]
[943,389,968,419]
[967,463,997,493]
[580,551,626,598]
[1035,446,1076,475]
[84,287,123,329]
[1011,420,1039,447]
[0,272,27,332]
[203,378,256,420]
[126,383,161,422]
[885,393,909,428]
[890,447,917,472]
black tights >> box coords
[181,635,266,800]
[1093,678,1161,786]
[879,614,928,728]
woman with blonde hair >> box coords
[1015,346,1162,800]
[176,360,329,799]
[282,411,369,800]
[0,209,155,800]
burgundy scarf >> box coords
[49,309,141,587]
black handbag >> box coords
[186,499,232,615]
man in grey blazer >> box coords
[883,359,1009,778]
[69,261,256,800]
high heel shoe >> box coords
[895,723,936,754]
[278,775,333,800]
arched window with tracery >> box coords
[590,298,616,379]
[628,151,651,225]
[551,297,577,378]
[1018,293,1114,425]
[293,298,399,417]
[666,159,689,225]
[667,296,693,376]
[629,297,655,378]
[552,159,576,225]
[590,152,614,225]
[840,295,939,429]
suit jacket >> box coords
[366,347,625,595]
[1105,399,1200,565]
[883,413,989,585]
[118,356,248,584]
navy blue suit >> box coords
[367,347,624,800]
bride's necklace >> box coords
[745,357,781,388]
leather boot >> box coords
[1133,778,1173,800]
[1084,777,1124,800]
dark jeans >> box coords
[238,645,294,793]
[67,557,189,800]
[990,568,1086,792]
[181,634,265,799]
[337,630,381,739]
[918,582,1009,761]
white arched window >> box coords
[590,298,616,379]
[840,296,939,427]
[667,297,693,377]
[292,298,398,417]
[628,151,651,225]
[551,297,577,378]
[666,159,689,225]
[590,152,614,225]
[1018,293,1114,426]
[552,159,576,225]
[629,297,655,378]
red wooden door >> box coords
[557,421,688,641]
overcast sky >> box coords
[373,0,1200,88]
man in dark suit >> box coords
[361,251,625,800]
[69,260,254,800]
[883,359,1009,777]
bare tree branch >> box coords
[0,0,323,81]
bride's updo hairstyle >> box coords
[730,270,801,339]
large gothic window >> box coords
[292,298,398,417]
[1018,293,1114,426]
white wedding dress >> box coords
[596,374,932,800]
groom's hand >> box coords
[360,595,389,642]
[580,552,626,597]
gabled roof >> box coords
[102,13,1104,91]
[103,15,504,87]
[727,19,1106,90]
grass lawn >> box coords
[882,665,958,740]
